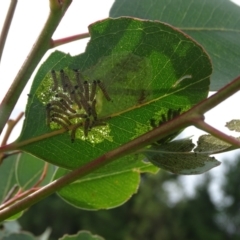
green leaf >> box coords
[16,17,211,208]
[0,154,18,203]
[195,134,232,153]
[16,152,55,190]
[59,230,104,240]
[5,211,23,222]
[55,156,157,210]
[142,137,220,174]
[110,0,240,90]
[18,17,211,170]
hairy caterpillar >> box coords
[74,69,84,92]
[55,93,73,105]
[150,108,182,145]
[51,113,72,126]
[51,117,69,130]
[97,80,112,101]
[83,81,89,101]
[51,70,58,91]
[90,80,97,101]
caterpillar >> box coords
[83,81,89,101]
[74,69,84,92]
[78,91,91,115]
[51,117,69,130]
[55,93,73,105]
[59,99,76,113]
[91,99,97,120]
[97,80,112,101]
[46,69,113,141]
[90,80,97,101]
[51,113,72,126]
[49,100,67,111]
[151,108,182,128]
[68,113,88,119]
[60,70,68,92]
[70,122,83,143]
[51,70,58,91]
[65,75,74,95]
[49,106,72,117]
[70,90,82,109]
[150,108,182,145]
[83,118,90,137]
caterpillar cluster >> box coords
[46,69,111,142]
[150,108,181,145]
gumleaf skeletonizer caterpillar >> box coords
[51,113,72,126]
[71,122,83,143]
[74,69,84,93]
[51,117,69,130]
[97,80,112,101]
[51,70,58,91]
[55,93,73,105]
[90,80,97,101]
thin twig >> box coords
[52,32,90,48]
[1,184,19,204]
[193,75,240,115]
[1,112,24,146]
[0,187,39,211]
[0,0,18,64]
[32,163,49,188]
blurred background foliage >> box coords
[17,154,240,240]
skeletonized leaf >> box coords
[142,137,220,175]
[194,134,238,154]
[225,120,240,132]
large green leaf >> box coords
[110,0,240,90]
[18,17,211,168]
[55,157,156,210]
[16,17,211,208]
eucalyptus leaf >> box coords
[194,134,232,153]
[16,17,211,209]
[18,17,211,170]
[54,156,157,210]
[225,120,240,132]
[142,137,220,174]
[110,0,240,90]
